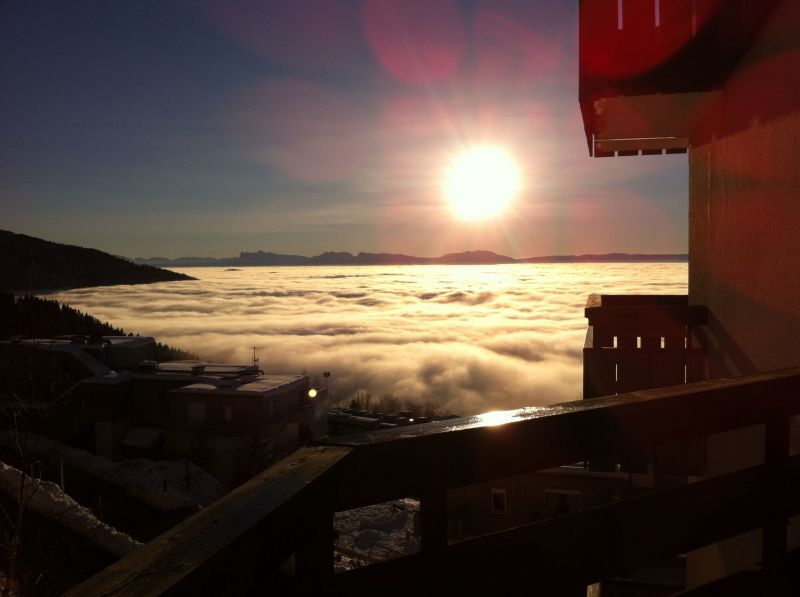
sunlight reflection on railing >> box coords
[476,409,519,427]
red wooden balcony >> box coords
[583,294,708,474]
[579,0,778,156]
[583,294,707,399]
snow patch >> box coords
[0,461,141,558]
[333,498,419,572]
[0,432,224,510]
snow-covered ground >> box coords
[0,461,141,557]
[0,432,224,510]
[333,498,420,573]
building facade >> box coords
[0,336,328,488]
[579,0,800,586]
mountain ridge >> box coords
[133,250,688,267]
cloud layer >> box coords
[48,264,687,415]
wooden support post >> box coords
[762,414,790,572]
[296,507,334,592]
[420,486,448,556]
[584,349,616,399]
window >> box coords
[491,488,507,515]
[543,489,582,518]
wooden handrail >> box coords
[584,294,707,332]
[586,295,690,308]
[66,367,800,596]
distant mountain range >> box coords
[133,249,688,267]
[0,230,194,291]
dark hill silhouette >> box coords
[0,292,197,360]
[0,230,194,291]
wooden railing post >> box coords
[296,506,335,592]
[762,413,790,572]
[420,485,448,556]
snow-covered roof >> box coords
[0,335,155,376]
[171,374,306,398]
[155,360,260,376]
[18,335,157,349]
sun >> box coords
[444,145,522,221]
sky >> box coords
[0,0,689,259]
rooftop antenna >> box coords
[252,336,259,369]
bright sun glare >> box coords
[444,145,522,221]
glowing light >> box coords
[308,388,318,398]
[444,145,521,221]
[477,410,518,427]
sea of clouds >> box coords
[48,264,687,415]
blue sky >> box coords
[0,0,688,258]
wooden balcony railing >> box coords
[584,295,708,473]
[67,367,800,596]
[583,294,708,399]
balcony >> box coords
[584,294,708,474]
[68,365,800,595]
[583,294,707,399]
[579,0,778,156]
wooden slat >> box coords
[641,335,661,350]
[664,334,687,349]
[651,351,687,387]
[616,333,637,349]
[686,349,706,382]
[616,351,652,393]
[64,445,351,597]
